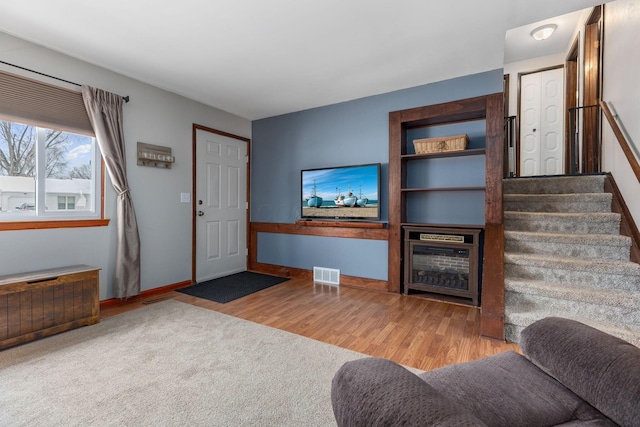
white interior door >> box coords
[520,68,565,176]
[195,128,247,283]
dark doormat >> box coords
[177,271,289,304]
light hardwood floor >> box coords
[101,279,519,371]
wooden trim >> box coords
[249,262,389,292]
[604,173,640,264]
[401,186,486,193]
[100,279,192,309]
[191,124,251,284]
[402,222,485,229]
[503,74,510,118]
[583,5,603,173]
[600,101,640,183]
[192,124,251,144]
[393,95,488,131]
[251,221,388,240]
[0,218,110,231]
[191,125,197,284]
[295,220,386,229]
[480,93,505,341]
[388,111,403,294]
[565,35,579,174]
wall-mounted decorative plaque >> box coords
[137,142,175,169]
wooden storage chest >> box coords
[0,265,100,350]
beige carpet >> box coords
[0,299,366,426]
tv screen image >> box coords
[301,163,380,220]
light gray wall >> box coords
[602,0,640,227]
[0,32,251,300]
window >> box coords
[0,69,107,229]
[0,119,101,221]
[58,196,76,210]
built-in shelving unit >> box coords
[388,93,505,339]
[400,133,485,305]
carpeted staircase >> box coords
[503,174,640,346]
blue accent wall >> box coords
[258,234,388,280]
[251,70,503,278]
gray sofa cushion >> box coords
[419,351,616,427]
[331,357,488,426]
[520,317,640,427]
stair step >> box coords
[503,174,606,195]
[504,211,621,234]
[504,193,612,213]
[505,279,640,310]
[506,296,639,333]
[505,281,640,328]
[504,252,640,292]
[505,313,640,347]
[504,231,631,261]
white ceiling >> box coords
[0,0,605,120]
[504,8,590,64]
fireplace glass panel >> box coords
[411,245,470,291]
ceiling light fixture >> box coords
[531,24,557,41]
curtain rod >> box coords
[0,60,130,103]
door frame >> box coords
[565,34,580,173]
[516,64,564,176]
[191,123,251,284]
[582,5,603,173]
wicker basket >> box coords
[413,134,469,154]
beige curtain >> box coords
[82,85,140,299]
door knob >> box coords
[197,211,204,216]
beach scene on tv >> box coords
[302,164,379,219]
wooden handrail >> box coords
[600,100,640,183]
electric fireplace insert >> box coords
[403,226,481,306]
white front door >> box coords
[520,67,565,176]
[195,128,247,283]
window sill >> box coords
[0,218,111,231]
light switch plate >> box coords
[180,193,190,203]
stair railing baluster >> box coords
[567,104,600,175]
[504,116,517,178]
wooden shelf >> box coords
[401,222,484,229]
[401,148,486,160]
[401,186,485,192]
[295,220,387,229]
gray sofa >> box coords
[331,317,640,426]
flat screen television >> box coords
[301,163,381,221]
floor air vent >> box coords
[313,267,340,285]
